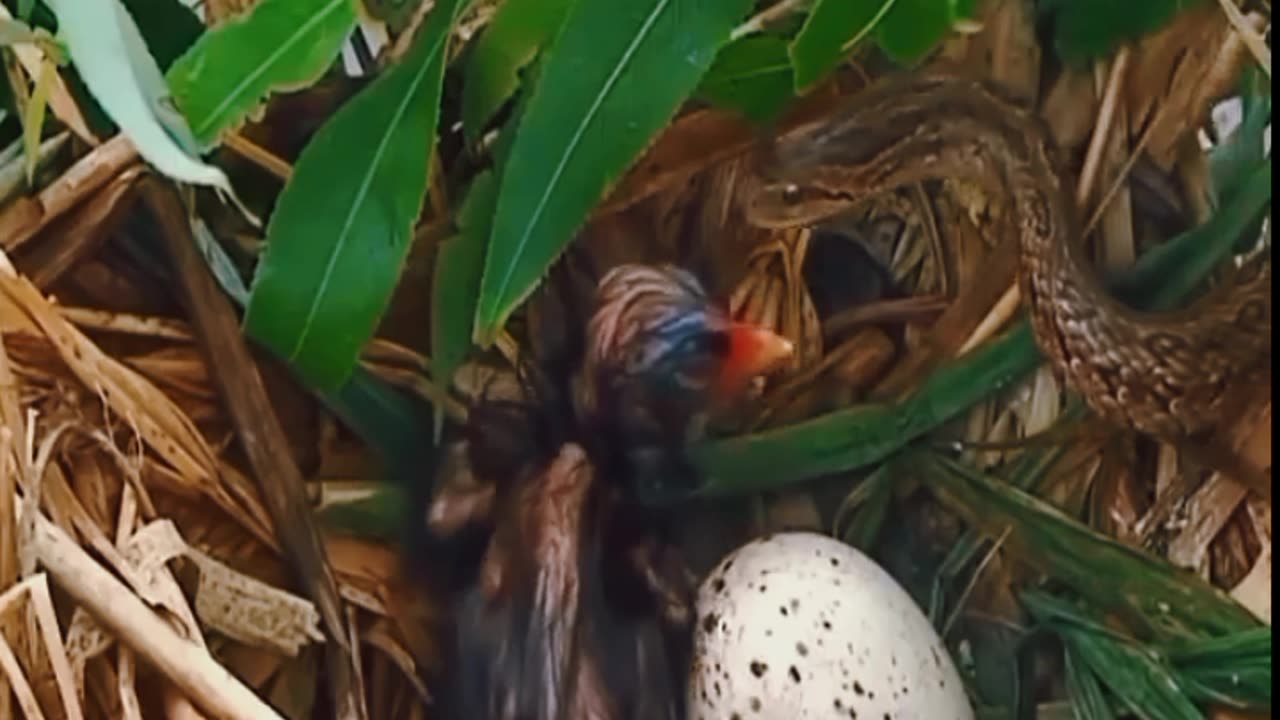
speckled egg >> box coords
[688,531,973,720]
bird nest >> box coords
[0,0,1270,718]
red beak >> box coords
[716,323,795,398]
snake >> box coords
[744,72,1271,441]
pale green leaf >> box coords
[44,0,237,194]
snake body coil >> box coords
[746,73,1271,438]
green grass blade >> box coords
[928,458,1260,640]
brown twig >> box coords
[224,132,292,183]
[0,135,140,253]
[13,164,146,289]
[22,506,282,720]
[137,179,366,720]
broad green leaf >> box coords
[432,171,496,391]
[789,0,894,90]
[873,0,954,65]
[472,0,755,345]
[460,0,573,142]
[45,0,236,192]
[167,0,356,149]
[244,0,470,390]
[697,34,795,122]
[1039,0,1205,66]
[692,158,1272,500]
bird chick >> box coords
[429,263,793,720]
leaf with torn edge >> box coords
[43,0,236,194]
[473,0,755,344]
[244,0,471,390]
[460,0,573,142]
[167,0,357,149]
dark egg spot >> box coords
[830,557,840,567]
[749,660,768,678]
[701,613,718,634]
[796,642,808,656]
[854,681,865,696]
[788,666,801,683]
[750,697,761,712]
[712,578,726,593]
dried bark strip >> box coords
[137,179,366,720]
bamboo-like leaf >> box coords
[789,0,894,90]
[432,171,496,391]
[698,34,795,122]
[459,0,573,142]
[243,0,470,389]
[167,0,357,149]
[472,0,754,345]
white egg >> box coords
[688,531,974,720]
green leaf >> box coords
[691,321,1040,497]
[1039,0,1206,66]
[1065,644,1117,720]
[1209,67,1271,208]
[930,459,1260,640]
[698,34,795,123]
[45,0,237,192]
[1167,628,1272,710]
[1025,592,1205,720]
[432,170,497,388]
[472,0,754,345]
[318,367,438,491]
[243,0,470,390]
[873,0,954,65]
[789,0,894,91]
[460,0,573,142]
[167,0,356,149]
